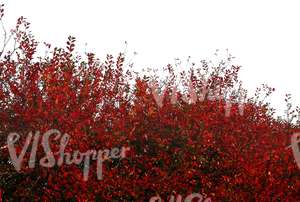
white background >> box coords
[2,0,300,117]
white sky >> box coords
[2,0,300,117]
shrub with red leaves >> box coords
[0,5,299,201]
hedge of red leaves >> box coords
[0,5,300,201]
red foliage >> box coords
[0,5,299,201]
